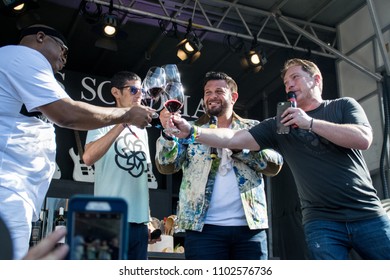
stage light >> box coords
[94,13,127,51]
[0,0,40,30]
[241,38,267,72]
[103,13,117,37]
[242,38,267,72]
[248,50,261,66]
[13,3,24,11]
[0,0,38,15]
[0,0,25,10]
[177,32,202,63]
[241,49,267,72]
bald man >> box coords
[0,24,155,259]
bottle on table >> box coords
[54,207,66,246]
[29,211,43,247]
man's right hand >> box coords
[157,108,192,138]
[124,105,156,129]
[171,114,192,138]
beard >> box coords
[206,106,222,116]
[204,101,228,117]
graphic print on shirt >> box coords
[147,163,158,189]
[114,133,147,178]
[295,125,336,155]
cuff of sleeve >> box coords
[178,126,195,145]
[162,131,174,141]
[158,136,176,148]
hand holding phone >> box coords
[276,101,292,134]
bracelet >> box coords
[193,125,201,139]
[308,118,314,132]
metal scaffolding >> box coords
[87,0,383,81]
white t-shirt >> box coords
[86,125,151,224]
[204,167,248,226]
[0,45,69,220]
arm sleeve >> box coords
[154,136,182,175]
[232,148,283,177]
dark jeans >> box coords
[127,223,148,260]
[184,224,268,260]
[304,215,390,259]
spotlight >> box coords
[0,0,40,30]
[247,50,261,67]
[0,0,25,11]
[94,15,128,51]
[241,38,267,72]
[103,14,117,37]
[242,48,267,73]
[177,31,202,63]
[0,0,38,17]
[13,3,25,12]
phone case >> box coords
[66,195,128,260]
[276,101,292,134]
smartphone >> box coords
[66,195,128,260]
[276,101,292,134]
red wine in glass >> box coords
[164,99,182,113]
[149,87,164,99]
[162,82,184,135]
[142,66,166,109]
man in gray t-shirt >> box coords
[170,58,390,260]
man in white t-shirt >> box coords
[0,25,155,259]
[83,71,160,260]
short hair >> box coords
[203,71,238,93]
[281,58,322,80]
[110,71,141,89]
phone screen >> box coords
[67,196,128,260]
[69,212,123,260]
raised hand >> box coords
[124,105,156,129]
[170,114,192,138]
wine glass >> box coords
[162,64,181,83]
[142,66,166,108]
[162,82,184,135]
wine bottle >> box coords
[54,207,66,246]
[29,211,43,247]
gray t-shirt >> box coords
[249,97,385,224]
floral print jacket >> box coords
[155,112,283,231]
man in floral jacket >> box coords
[156,71,283,259]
